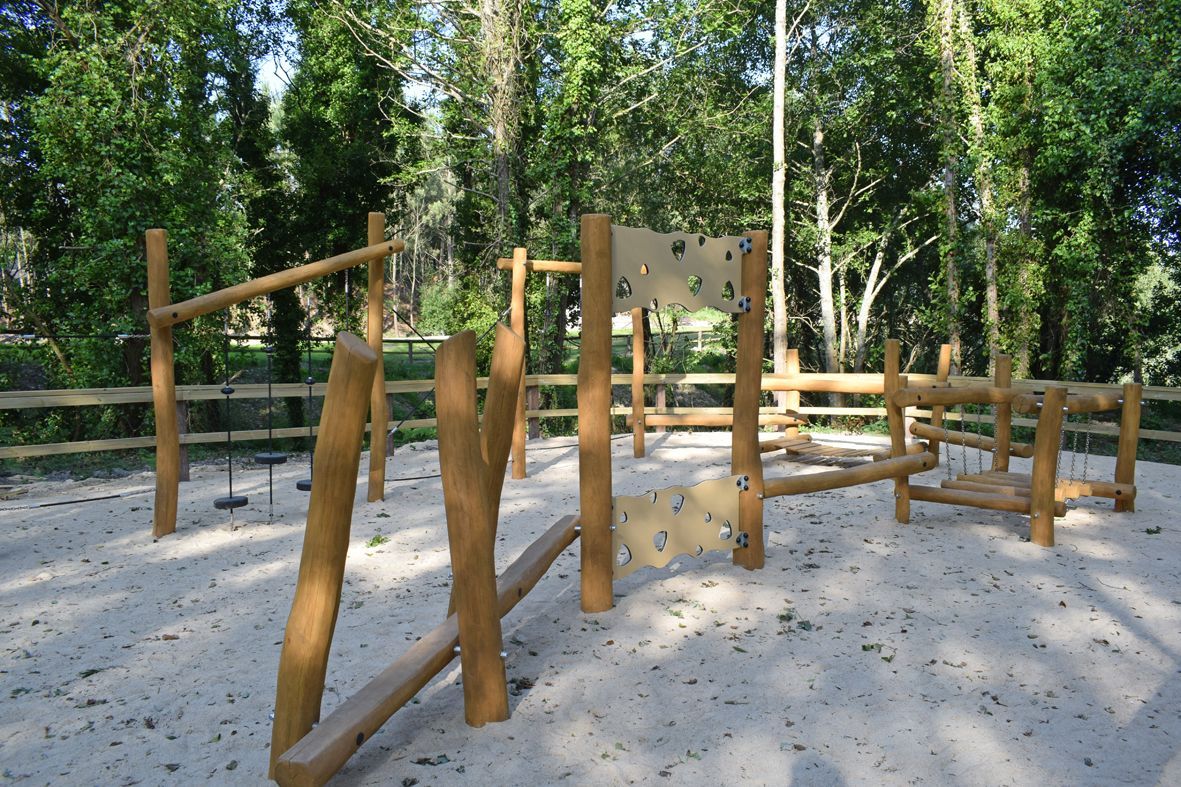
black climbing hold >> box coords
[221,386,235,396]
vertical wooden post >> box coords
[270,332,378,777]
[510,247,528,478]
[579,214,614,612]
[1029,385,1067,546]
[631,307,646,457]
[927,344,952,464]
[1114,382,1141,512]
[884,339,910,523]
[176,402,190,482]
[436,331,510,727]
[526,386,541,439]
[785,348,800,439]
[992,354,1013,471]
[367,212,389,502]
[654,384,666,433]
[146,229,179,538]
[732,230,767,570]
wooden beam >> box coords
[270,332,379,779]
[1114,382,1141,512]
[941,479,1031,498]
[732,230,767,570]
[510,248,528,478]
[762,452,935,498]
[578,214,614,612]
[435,331,509,728]
[146,229,179,538]
[1029,386,1067,546]
[992,354,1013,471]
[909,484,1067,516]
[631,307,645,458]
[148,240,403,328]
[495,258,581,274]
[367,213,389,502]
[909,422,1033,458]
[884,339,910,523]
[926,344,953,463]
[893,386,1018,409]
[762,373,885,394]
[274,515,578,787]
[785,349,801,439]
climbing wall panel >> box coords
[611,225,751,314]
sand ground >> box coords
[2,432,1180,786]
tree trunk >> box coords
[813,116,839,380]
[770,0,789,420]
[479,0,521,251]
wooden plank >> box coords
[762,373,885,394]
[578,214,614,612]
[274,515,578,787]
[435,330,509,728]
[148,241,403,329]
[510,248,528,478]
[146,229,179,538]
[732,230,767,570]
[270,332,379,778]
[495,258,582,274]
[958,471,1032,487]
[1114,382,1141,512]
[631,307,645,458]
[1029,386,1067,546]
[759,435,814,452]
[367,213,389,503]
[909,484,1068,516]
[632,413,806,428]
[941,479,1032,498]
[762,452,935,498]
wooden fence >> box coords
[2,372,1179,461]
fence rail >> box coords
[2,372,1179,460]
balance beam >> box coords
[909,422,1034,458]
[761,451,935,498]
[274,515,579,787]
[909,485,1066,517]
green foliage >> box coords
[417,278,501,369]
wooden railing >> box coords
[2,372,1179,461]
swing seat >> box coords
[951,471,1136,506]
[254,451,288,465]
[214,494,248,510]
[295,478,313,492]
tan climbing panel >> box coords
[612,474,748,578]
[611,225,749,314]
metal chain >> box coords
[942,409,953,479]
[958,403,968,475]
[975,405,984,474]
[1082,413,1092,480]
[1068,413,1078,482]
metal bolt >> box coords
[609,524,617,532]
[756,493,765,500]
[500,650,508,659]
[453,645,461,654]
[574,525,582,534]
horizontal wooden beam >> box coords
[1012,392,1126,415]
[274,515,578,787]
[893,386,1019,409]
[761,451,935,498]
[909,484,1066,516]
[495,258,582,274]
[148,240,403,329]
[762,373,885,394]
[909,422,1034,458]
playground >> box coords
[3,432,1180,785]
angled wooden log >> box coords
[146,229,179,538]
[762,452,935,498]
[925,344,953,466]
[436,331,509,728]
[510,247,529,478]
[884,340,910,523]
[270,332,378,779]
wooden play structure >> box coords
[260,214,1149,785]
[886,353,1141,546]
[145,215,399,537]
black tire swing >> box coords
[214,311,248,515]
[254,296,288,520]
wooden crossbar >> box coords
[761,451,935,498]
[909,422,1034,458]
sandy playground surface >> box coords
[2,431,1180,786]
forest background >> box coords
[1,0,1178,450]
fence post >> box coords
[147,229,179,538]
[176,401,190,482]
[1114,382,1142,512]
[367,212,389,502]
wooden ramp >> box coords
[760,434,889,467]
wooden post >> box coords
[436,331,510,727]
[631,307,645,457]
[1114,382,1141,512]
[176,402,190,482]
[654,384,666,433]
[526,386,541,439]
[511,247,528,478]
[147,229,179,538]
[579,214,614,613]
[785,349,800,439]
[884,339,910,523]
[927,344,952,465]
[367,212,389,502]
[1029,385,1067,546]
[270,332,378,778]
[732,230,767,570]
[992,354,1013,471]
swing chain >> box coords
[958,403,968,475]
[1068,412,1079,482]
[1082,413,1092,480]
[942,408,952,479]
